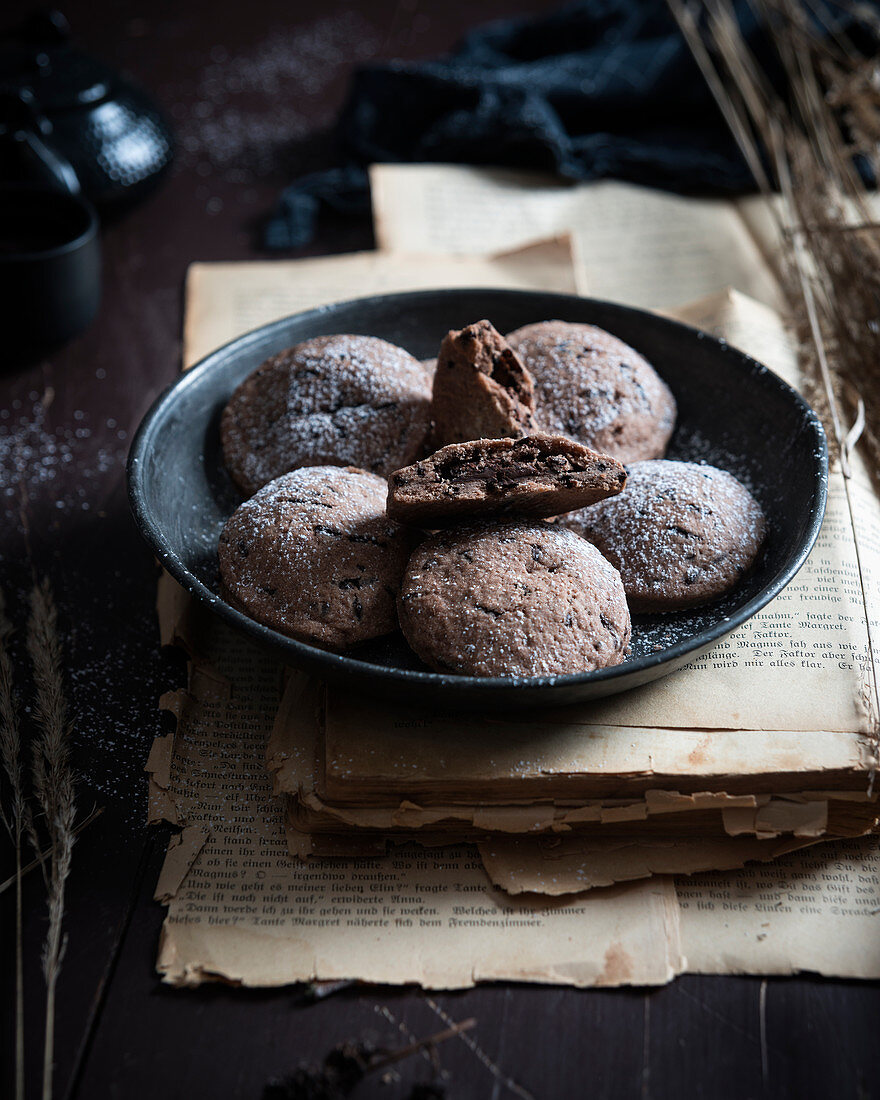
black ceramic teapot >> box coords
[0,8,174,210]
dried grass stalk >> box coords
[0,805,102,897]
[1,577,81,1099]
[669,0,880,469]
[27,578,76,1100]
[0,589,25,1100]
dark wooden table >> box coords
[2,2,879,1097]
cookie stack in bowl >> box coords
[217,317,765,678]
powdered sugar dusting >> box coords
[0,392,127,525]
[221,334,432,494]
[506,320,676,462]
[167,14,381,182]
[566,460,767,612]
[398,520,631,677]
[219,466,414,649]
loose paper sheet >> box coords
[370,164,782,310]
[678,836,880,978]
[183,237,580,367]
[316,701,873,804]
[154,590,681,989]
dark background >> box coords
[1,1,879,1097]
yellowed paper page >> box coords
[318,697,872,803]
[678,836,880,978]
[478,833,820,895]
[183,236,578,367]
[370,164,781,309]
[152,593,681,989]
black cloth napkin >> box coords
[263,0,771,249]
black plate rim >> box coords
[127,287,829,696]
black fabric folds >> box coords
[264,0,785,248]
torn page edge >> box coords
[282,787,873,839]
[477,834,833,896]
[154,824,211,903]
[145,690,186,827]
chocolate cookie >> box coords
[565,460,766,612]
[430,319,537,447]
[221,334,432,496]
[218,466,417,649]
[387,434,626,527]
[398,520,631,677]
[505,321,676,462]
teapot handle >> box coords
[0,88,81,195]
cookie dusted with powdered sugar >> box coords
[505,321,676,462]
[398,520,631,677]
[218,466,418,649]
[221,334,432,495]
[565,460,766,612]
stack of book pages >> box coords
[269,664,879,894]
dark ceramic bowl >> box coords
[128,289,827,709]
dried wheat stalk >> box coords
[27,578,77,1100]
[0,805,102,897]
[1,578,85,1099]
[670,0,880,470]
[0,588,25,1100]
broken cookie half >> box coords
[430,319,537,447]
[387,434,627,527]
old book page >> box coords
[311,704,874,803]
[183,236,579,367]
[151,586,681,989]
[370,164,781,309]
[677,836,880,978]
